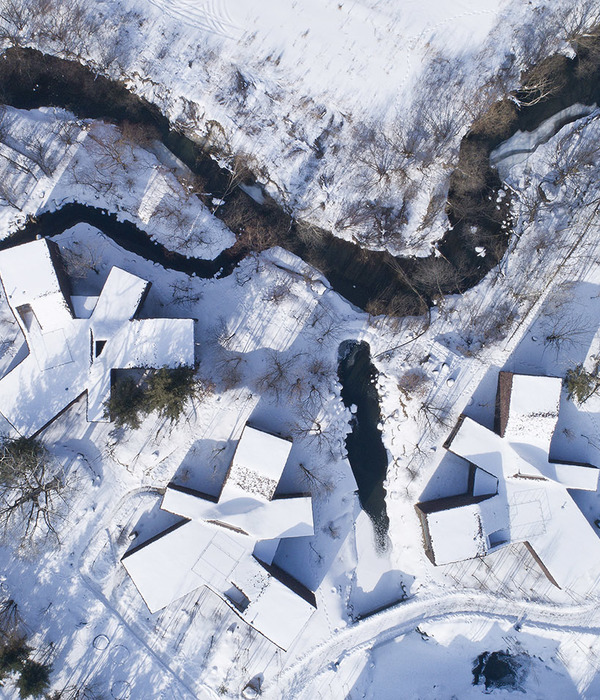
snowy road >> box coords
[270,590,600,699]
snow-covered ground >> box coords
[3,0,590,255]
[1,1,600,698]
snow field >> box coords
[2,12,600,693]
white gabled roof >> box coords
[123,424,315,649]
[424,502,488,565]
[162,485,314,540]
[504,374,562,453]
[0,238,62,306]
[427,373,600,596]
[122,521,248,613]
[0,241,196,435]
[123,521,211,613]
[0,238,72,332]
[90,267,149,338]
[232,556,315,650]
[222,425,293,501]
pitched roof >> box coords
[0,239,195,435]
[417,372,600,594]
[122,424,316,650]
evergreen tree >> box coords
[103,376,145,429]
[145,367,199,422]
[16,660,51,699]
[565,362,600,404]
[0,635,30,682]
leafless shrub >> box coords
[61,243,101,278]
[397,369,430,399]
[410,256,463,297]
[418,191,446,232]
[297,461,334,494]
[55,121,81,148]
[515,54,572,108]
[256,351,298,401]
[335,200,374,232]
[262,281,292,304]
[69,156,113,194]
[216,354,245,391]
[307,357,330,381]
[542,314,592,353]
[214,317,236,351]
[292,407,343,459]
[354,126,407,185]
[28,136,57,176]
[418,401,451,430]
[0,179,22,211]
[169,280,203,307]
[562,0,600,44]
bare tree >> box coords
[28,136,57,177]
[169,280,203,307]
[0,437,70,550]
[61,243,101,278]
[0,179,22,211]
[292,406,343,459]
[256,351,298,402]
[48,680,105,699]
[542,314,592,353]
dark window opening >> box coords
[224,584,250,613]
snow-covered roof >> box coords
[418,372,600,595]
[123,521,248,613]
[422,501,488,565]
[123,424,315,650]
[162,484,313,540]
[0,238,73,332]
[0,239,195,435]
[221,425,293,501]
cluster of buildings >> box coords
[3,237,600,650]
[0,238,317,649]
[0,238,194,435]
[416,372,600,596]
[122,424,316,649]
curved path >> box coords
[269,590,600,699]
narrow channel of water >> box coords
[2,43,598,316]
[2,204,244,277]
[338,340,389,546]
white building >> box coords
[416,372,600,596]
[123,424,316,650]
[0,238,195,435]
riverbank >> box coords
[0,36,598,314]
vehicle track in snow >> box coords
[145,0,243,40]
